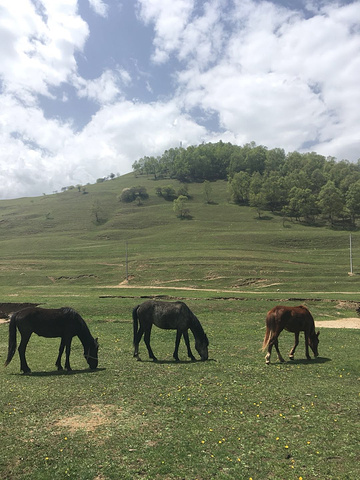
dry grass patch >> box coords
[52,404,143,433]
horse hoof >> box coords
[289,356,294,361]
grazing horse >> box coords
[262,305,319,364]
[133,300,209,362]
[4,307,99,373]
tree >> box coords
[203,180,213,204]
[264,148,286,172]
[346,181,360,225]
[91,200,105,224]
[156,185,177,200]
[261,173,288,212]
[173,195,190,219]
[317,181,344,224]
[177,183,189,198]
[228,171,250,204]
[244,145,267,174]
[249,191,267,218]
[286,187,319,221]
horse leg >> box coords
[64,339,73,371]
[173,330,181,362]
[183,330,196,361]
[144,327,157,362]
[304,331,311,360]
[265,335,279,364]
[56,338,66,370]
[289,332,299,360]
[274,338,285,363]
[133,326,144,360]
[18,332,32,374]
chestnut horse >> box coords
[133,300,209,362]
[262,305,319,364]
[4,307,99,373]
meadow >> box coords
[0,174,359,479]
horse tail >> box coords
[262,327,271,351]
[262,311,275,351]
[132,305,140,345]
[4,313,18,367]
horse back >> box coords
[137,300,191,330]
[266,305,314,333]
[13,307,80,338]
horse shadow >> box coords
[279,357,331,366]
[136,358,216,365]
[13,367,106,377]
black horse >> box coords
[133,300,209,362]
[262,305,319,364]
[4,307,99,373]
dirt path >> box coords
[2,317,359,329]
[1,297,359,328]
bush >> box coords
[119,186,149,203]
[156,185,177,200]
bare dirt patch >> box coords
[52,404,146,434]
[315,318,360,329]
[53,405,111,433]
[0,303,40,324]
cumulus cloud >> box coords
[173,1,360,158]
[0,0,88,102]
[88,0,109,17]
[137,0,195,63]
[75,68,131,104]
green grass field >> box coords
[0,175,359,479]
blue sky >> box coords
[0,0,359,198]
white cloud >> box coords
[0,0,88,102]
[75,68,130,104]
[0,0,360,199]
[88,0,109,17]
[0,93,206,198]
[174,1,360,158]
[137,0,195,63]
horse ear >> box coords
[316,331,320,337]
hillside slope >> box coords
[0,173,359,293]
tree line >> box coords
[132,141,360,226]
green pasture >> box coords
[1,291,359,480]
[0,175,359,479]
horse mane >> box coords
[189,313,208,343]
[61,307,95,344]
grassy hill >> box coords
[0,172,360,296]
[0,174,359,479]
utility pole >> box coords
[125,241,128,281]
[349,234,353,274]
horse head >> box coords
[84,337,99,369]
[309,331,320,357]
[195,334,209,361]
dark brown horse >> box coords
[262,305,319,364]
[4,307,99,373]
[133,300,209,362]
